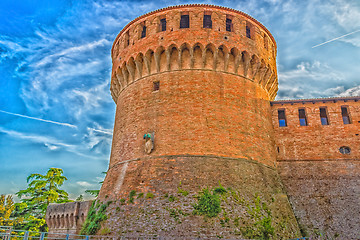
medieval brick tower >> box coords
[98,4,300,238]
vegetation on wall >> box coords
[193,187,222,218]
[80,200,111,235]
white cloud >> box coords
[277,61,346,99]
[76,181,93,187]
[44,143,60,151]
[339,85,360,97]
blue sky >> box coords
[1,0,359,199]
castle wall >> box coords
[271,97,360,239]
[271,97,360,161]
[45,201,92,235]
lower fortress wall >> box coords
[46,201,93,235]
[46,159,360,239]
[98,156,301,238]
[278,159,360,239]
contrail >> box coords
[312,29,360,48]
[89,127,113,135]
[0,109,77,129]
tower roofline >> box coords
[271,95,360,105]
[111,4,277,54]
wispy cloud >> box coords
[88,127,112,135]
[0,127,73,149]
[0,109,77,128]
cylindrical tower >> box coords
[100,4,299,238]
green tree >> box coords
[0,195,15,226]
[14,168,70,232]
[16,168,69,216]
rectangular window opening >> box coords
[319,107,329,125]
[264,36,268,49]
[141,25,146,38]
[278,109,287,127]
[246,22,252,39]
[298,108,308,126]
[160,18,166,32]
[226,17,233,32]
[203,14,212,28]
[180,14,189,29]
[153,81,160,91]
[341,106,351,124]
[124,31,130,47]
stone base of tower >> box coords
[278,160,360,240]
[99,156,301,239]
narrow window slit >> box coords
[203,14,212,28]
[153,81,160,91]
[319,107,329,125]
[278,109,287,127]
[226,18,232,32]
[180,14,189,28]
[341,106,351,124]
[141,25,146,38]
[160,18,166,32]
[298,108,308,126]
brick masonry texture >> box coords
[102,156,300,238]
[97,4,301,238]
[271,98,360,238]
[278,160,360,239]
[271,98,360,161]
[45,201,92,235]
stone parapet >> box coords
[45,201,93,235]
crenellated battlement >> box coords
[45,201,93,235]
[110,4,278,103]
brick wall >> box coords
[271,97,360,161]
[272,97,360,239]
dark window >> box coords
[153,81,160,91]
[320,107,329,125]
[141,25,146,38]
[124,31,130,47]
[226,18,232,32]
[203,14,212,28]
[339,146,351,154]
[264,36,268,49]
[160,18,166,31]
[246,25,251,38]
[180,15,189,28]
[278,109,287,127]
[341,106,351,124]
[298,108,308,126]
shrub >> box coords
[193,188,221,218]
[146,192,154,199]
[80,201,108,235]
[128,190,136,203]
